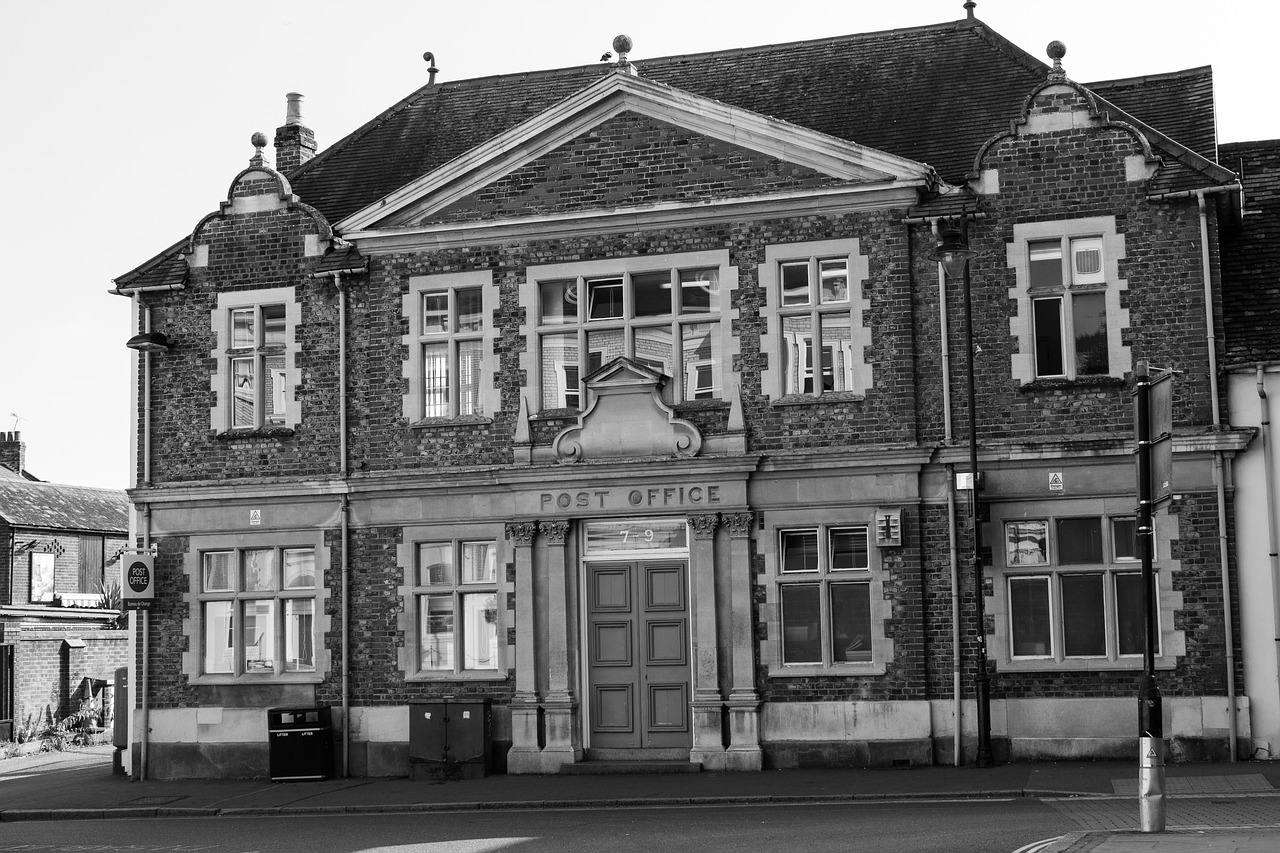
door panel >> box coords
[588,561,691,750]
[592,622,632,666]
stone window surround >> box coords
[985,496,1184,673]
[210,287,302,434]
[760,238,872,402]
[1007,216,1132,385]
[396,521,512,682]
[519,249,738,416]
[180,529,331,686]
[761,506,893,677]
[403,270,500,425]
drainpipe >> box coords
[139,301,153,781]
[335,271,350,777]
[1259,366,1280,757]
[140,503,151,781]
[936,232,962,768]
[1195,190,1237,759]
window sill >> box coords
[409,415,493,430]
[770,392,866,407]
[405,670,509,683]
[191,674,323,686]
[673,399,729,413]
[767,663,886,678]
[215,426,297,440]
[999,656,1176,673]
[1019,376,1127,393]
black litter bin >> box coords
[267,706,332,781]
[409,700,491,780]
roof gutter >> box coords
[109,282,186,297]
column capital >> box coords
[687,512,720,539]
[505,520,538,547]
[539,519,572,546]
[722,511,755,538]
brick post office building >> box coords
[113,8,1258,778]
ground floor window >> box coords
[775,524,879,669]
[413,540,500,674]
[999,512,1164,666]
[1008,569,1156,660]
[199,546,316,677]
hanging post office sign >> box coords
[122,552,155,610]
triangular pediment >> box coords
[339,72,937,232]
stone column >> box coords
[504,520,542,773]
[723,511,762,770]
[539,519,582,767]
[687,512,726,769]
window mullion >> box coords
[1051,573,1064,662]
[673,319,685,401]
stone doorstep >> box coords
[559,760,702,775]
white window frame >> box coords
[403,271,498,423]
[180,532,330,685]
[761,239,871,400]
[397,526,510,682]
[1007,217,1131,384]
[211,288,301,433]
[988,501,1183,672]
[521,250,737,413]
[764,511,892,676]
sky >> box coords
[1,0,1272,490]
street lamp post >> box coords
[930,217,994,767]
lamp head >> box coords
[928,222,977,279]
[125,331,173,354]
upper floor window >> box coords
[760,240,871,400]
[230,304,287,428]
[212,288,300,433]
[1008,218,1130,384]
[403,271,498,423]
[420,287,484,417]
[524,252,735,412]
[1028,237,1108,377]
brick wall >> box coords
[12,626,128,732]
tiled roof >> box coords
[287,18,1228,228]
[1089,66,1217,162]
[112,239,188,293]
[0,477,130,533]
[1221,140,1280,365]
[117,17,1230,282]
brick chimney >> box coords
[0,431,26,475]
[273,92,316,175]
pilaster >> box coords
[539,519,582,766]
[687,511,726,767]
[723,511,762,770]
[504,520,542,772]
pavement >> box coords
[1,745,1279,852]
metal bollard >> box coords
[1138,735,1166,832]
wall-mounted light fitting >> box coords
[125,331,174,353]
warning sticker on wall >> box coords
[1049,472,1063,491]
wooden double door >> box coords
[586,561,691,751]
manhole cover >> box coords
[123,796,188,806]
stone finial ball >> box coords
[251,131,268,148]
[612,34,633,54]
[1046,41,1067,62]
